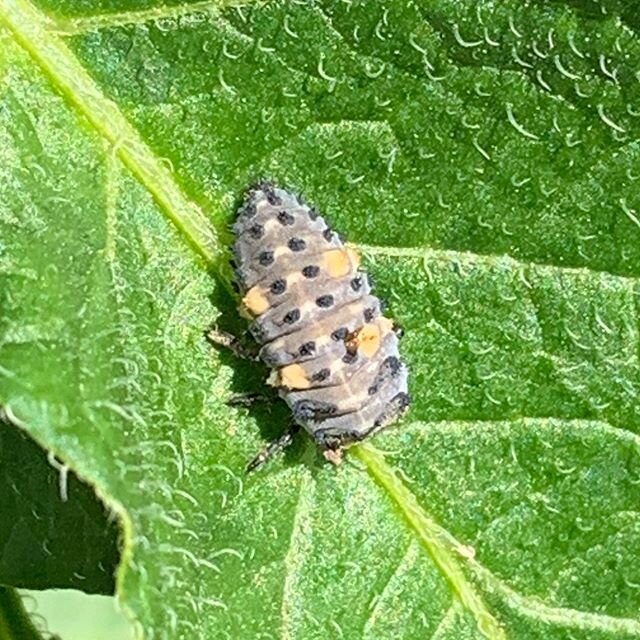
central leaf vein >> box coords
[354,442,506,640]
[0,0,220,269]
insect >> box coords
[208,182,410,471]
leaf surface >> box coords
[1,0,640,638]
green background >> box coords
[1,0,640,638]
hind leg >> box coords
[246,423,301,473]
[206,327,297,471]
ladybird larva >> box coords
[231,181,410,468]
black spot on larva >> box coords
[288,237,306,252]
[270,279,287,295]
[293,399,337,421]
[259,250,274,266]
[316,294,334,308]
[311,368,330,382]
[231,281,239,293]
[229,258,237,269]
[342,351,358,364]
[323,228,334,242]
[283,308,301,324]
[299,341,316,357]
[277,210,295,226]
[373,392,411,427]
[364,307,376,323]
[396,392,411,410]
[331,327,348,341]
[350,277,363,292]
[248,223,264,239]
[239,201,256,217]
[382,356,402,376]
[314,430,342,450]
[302,265,320,278]
[368,357,402,397]
[309,207,319,220]
[393,322,405,338]
[261,182,281,205]
[249,323,267,342]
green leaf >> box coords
[1,0,640,638]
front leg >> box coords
[246,423,301,473]
[207,325,295,472]
[205,326,260,361]
[227,392,271,408]
[206,327,272,407]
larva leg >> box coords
[246,423,301,473]
[314,429,367,466]
[205,327,260,361]
[227,392,270,408]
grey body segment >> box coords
[258,296,381,368]
[233,182,410,452]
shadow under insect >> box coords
[205,284,308,470]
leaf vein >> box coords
[354,243,640,284]
[0,0,220,269]
[474,564,640,635]
[429,602,462,640]
[362,541,419,636]
[355,443,507,640]
[51,0,254,36]
[280,472,315,640]
[357,439,640,639]
[400,417,640,447]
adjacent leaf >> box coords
[0,411,120,592]
[0,587,44,640]
[1,0,640,638]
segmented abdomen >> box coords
[232,182,409,450]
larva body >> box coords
[232,182,410,460]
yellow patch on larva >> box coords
[278,363,311,389]
[347,322,381,358]
[323,247,361,278]
[345,317,393,358]
[358,324,382,358]
[242,286,270,316]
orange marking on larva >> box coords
[346,322,382,358]
[278,364,311,389]
[323,248,360,278]
[242,286,270,316]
